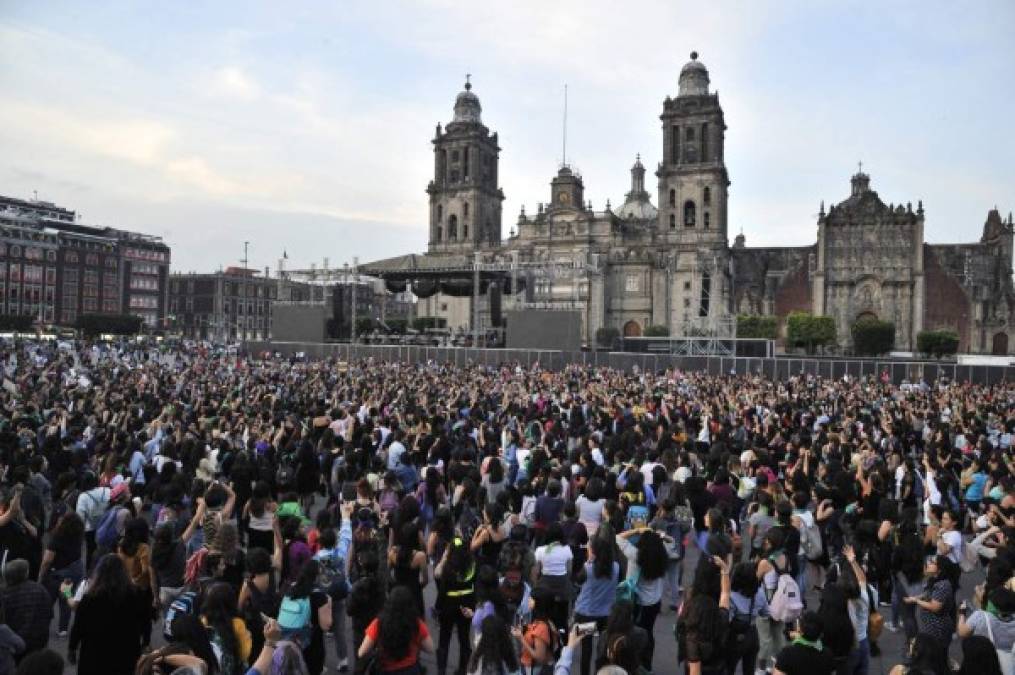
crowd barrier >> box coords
[243,341,1014,386]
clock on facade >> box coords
[558,191,570,205]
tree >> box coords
[385,318,408,334]
[355,317,375,335]
[917,330,960,358]
[411,317,447,331]
[786,312,837,354]
[595,326,619,349]
[76,314,144,337]
[851,317,895,356]
[736,315,778,339]
[643,324,670,337]
[0,315,34,332]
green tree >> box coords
[355,317,376,335]
[786,311,837,354]
[411,317,447,331]
[851,317,895,356]
[736,315,778,339]
[385,318,408,334]
[917,330,960,358]
[643,324,670,337]
[595,326,619,348]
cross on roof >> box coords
[858,160,863,174]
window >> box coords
[699,272,711,317]
[704,212,711,228]
[671,125,680,164]
[437,205,443,222]
[701,123,708,160]
[46,250,56,262]
[85,254,99,266]
[84,270,98,285]
[450,170,459,183]
[463,203,469,218]
[105,257,117,269]
[102,299,118,312]
[451,150,459,162]
[25,247,42,261]
[463,223,469,239]
[625,274,640,292]
[8,264,19,282]
[104,273,117,288]
[0,243,6,256]
[45,268,56,285]
[64,251,77,263]
[449,215,458,239]
[10,246,20,258]
[63,269,78,283]
[436,226,442,241]
[669,214,676,229]
[83,298,97,312]
[703,187,711,205]
[684,200,696,227]
[463,147,469,179]
[684,281,691,291]
[669,189,676,207]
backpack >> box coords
[800,518,823,562]
[95,506,124,549]
[767,557,803,623]
[624,504,650,530]
[277,595,312,646]
[276,454,297,488]
[316,550,349,601]
[163,590,199,641]
[616,569,641,605]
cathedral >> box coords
[393,53,1013,354]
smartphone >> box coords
[260,612,272,624]
[575,622,597,637]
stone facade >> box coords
[415,55,1014,354]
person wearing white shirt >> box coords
[937,510,963,564]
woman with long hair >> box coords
[616,527,667,671]
[594,600,645,674]
[890,509,925,643]
[756,525,790,672]
[280,559,333,675]
[166,613,221,675]
[245,480,277,553]
[511,586,558,675]
[68,554,149,675]
[466,615,520,675]
[956,635,1003,675]
[726,561,766,675]
[117,516,158,646]
[201,581,253,675]
[37,511,84,636]
[434,536,476,675]
[534,522,573,631]
[152,521,188,608]
[906,554,959,644]
[358,585,434,674]
[675,553,733,675]
[389,521,428,616]
[816,583,856,672]
[573,536,619,675]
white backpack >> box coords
[767,557,804,623]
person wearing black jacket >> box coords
[346,548,384,674]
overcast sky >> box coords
[1,1,1013,274]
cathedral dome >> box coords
[616,154,657,220]
[452,78,482,124]
[678,51,710,97]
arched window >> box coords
[669,189,676,207]
[684,200,696,227]
[703,187,711,205]
[437,204,443,222]
[463,203,469,218]
[449,215,458,239]
[704,212,711,228]
[463,223,469,239]
[669,214,676,229]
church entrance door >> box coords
[623,320,642,337]
[992,332,1009,355]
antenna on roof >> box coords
[562,84,568,167]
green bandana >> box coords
[793,636,823,651]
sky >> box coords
[1,1,1013,274]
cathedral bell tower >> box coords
[656,52,729,245]
[427,77,504,253]
[655,53,732,335]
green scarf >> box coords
[792,636,823,651]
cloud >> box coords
[211,66,261,100]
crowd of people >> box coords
[0,338,1011,675]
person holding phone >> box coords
[676,553,732,675]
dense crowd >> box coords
[0,338,1012,675]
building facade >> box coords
[0,195,171,328]
[169,268,311,342]
[404,55,1013,354]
